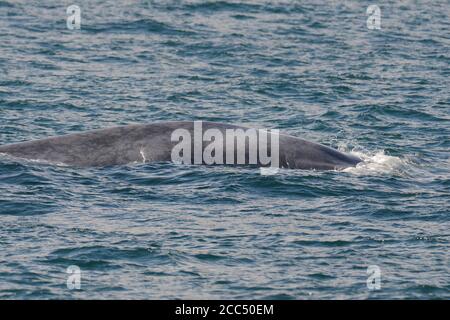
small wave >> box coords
[0,153,68,167]
[0,1,14,8]
[84,19,193,36]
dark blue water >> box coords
[0,0,449,299]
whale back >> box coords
[0,121,361,169]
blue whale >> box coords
[0,121,361,170]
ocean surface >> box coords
[0,0,449,299]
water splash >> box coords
[342,149,407,175]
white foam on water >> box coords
[260,167,280,176]
[341,148,407,175]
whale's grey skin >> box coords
[0,121,361,170]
